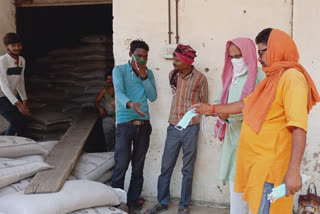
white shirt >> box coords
[0,53,27,105]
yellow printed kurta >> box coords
[235,68,309,214]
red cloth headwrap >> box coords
[173,44,197,65]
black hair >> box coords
[255,28,273,45]
[130,39,149,53]
[3,33,22,46]
[104,72,112,79]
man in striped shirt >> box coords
[146,44,208,214]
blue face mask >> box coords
[267,174,310,203]
[175,108,198,130]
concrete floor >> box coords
[140,201,229,214]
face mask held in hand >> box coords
[267,174,310,203]
[175,108,198,130]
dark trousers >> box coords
[111,122,152,207]
[0,97,26,136]
[157,124,199,208]
[84,117,107,152]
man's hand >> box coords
[218,113,229,120]
[98,107,107,117]
[15,101,31,116]
[128,101,148,117]
[132,59,148,79]
[189,103,212,115]
[23,100,29,110]
[282,127,306,197]
[283,169,302,196]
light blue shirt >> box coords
[112,62,157,124]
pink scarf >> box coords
[215,38,258,141]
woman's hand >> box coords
[189,103,213,115]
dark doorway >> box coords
[15,4,115,151]
[16,4,113,76]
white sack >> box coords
[0,136,47,158]
[70,206,126,214]
[0,180,121,214]
[72,152,115,181]
[0,158,52,188]
[97,169,113,183]
[37,140,59,153]
[16,155,45,162]
[0,178,31,197]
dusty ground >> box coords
[123,201,229,214]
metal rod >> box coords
[291,0,294,38]
[175,0,180,44]
[168,0,172,44]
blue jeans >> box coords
[258,182,274,214]
[157,124,199,208]
[111,122,152,207]
[0,97,26,136]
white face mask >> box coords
[231,58,248,84]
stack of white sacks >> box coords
[0,136,126,214]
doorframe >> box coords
[14,0,112,7]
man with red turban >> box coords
[145,44,208,214]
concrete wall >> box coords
[113,0,294,207]
[292,0,320,210]
[0,1,16,54]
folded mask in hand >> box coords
[267,174,310,203]
[175,108,198,130]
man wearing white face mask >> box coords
[212,38,265,214]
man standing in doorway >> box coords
[190,28,320,214]
[0,32,30,136]
[146,44,208,214]
[112,40,157,214]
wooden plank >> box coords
[24,112,98,194]
[14,0,112,7]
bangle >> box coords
[212,104,216,116]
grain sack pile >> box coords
[26,111,72,141]
[24,35,115,145]
[72,152,115,183]
[0,136,124,214]
[27,34,114,113]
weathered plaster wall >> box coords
[0,1,16,54]
[113,0,292,206]
[292,0,320,210]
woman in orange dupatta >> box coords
[191,28,320,214]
